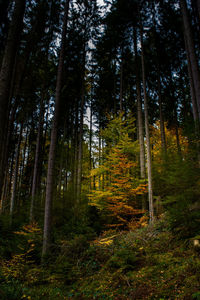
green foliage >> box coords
[89,114,146,229]
[153,152,200,238]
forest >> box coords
[0,0,200,299]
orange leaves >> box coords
[131,184,148,195]
[88,114,147,229]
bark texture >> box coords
[10,124,23,225]
[0,0,26,198]
[140,24,154,224]
[180,0,200,119]
[133,29,145,179]
[30,99,44,222]
[42,0,70,257]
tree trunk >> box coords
[42,0,70,258]
[133,29,145,179]
[89,99,93,189]
[0,0,26,197]
[196,0,200,22]
[17,125,28,209]
[140,24,154,224]
[174,107,182,157]
[157,70,167,153]
[120,57,123,113]
[73,103,79,199]
[30,98,45,222]
[76,91,84,203]
[10,124,23,225]
[184,34,199,123]
[180,0,200,119]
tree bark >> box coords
[133,29,145,179]
[30,98,45,222]
[157,70,167,153]
[0,0,26,197]
[196,0,200,22]
[140,24,154,224]
[76,90,84,203]
[89,99,93,190]
[10,124,23,225]
[180,0,200,119]
[42,0,70,258]
[120,57,123,113]
[184,34,199,123]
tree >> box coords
[140,19,154,223]
[0,0,26,197]
[180,0,200,120]
[42,0,70,257]
[89,114,147,229]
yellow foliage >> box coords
[151,122,189,166]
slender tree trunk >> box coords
[133,29,145,179]
[120,58,123,113]
[196,0,200,22]
[98,130,102,190]
[157,70,167,153]
[17,125,28,209]
[73,103,79,198]
[0,0,26,197]
[89,99,93,189]
[174,107,182,157]
[180,0,200,119]
[184,34,199,123]
[140,24,154,224]
[10,124,23,225]
[42,0,70,258]
[30,98,45,222]
[77,91,84,203]
[0,168,8,214]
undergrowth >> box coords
[0,217,200,299]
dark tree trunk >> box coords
[89,99,93,189]
[180,0,200,119]
[184,35,199,123]
[120,57,123,113]
[76,91,84,203]
[157,70,167,153]
[30,98,45,222]
[42,0,70,257]
[10,124,23,225]
[0,0,26,197]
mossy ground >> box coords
[1,218,200,299]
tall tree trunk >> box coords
[157,69,167,153]
[42,0,70,258]
[10,124,23,225]
[184,34,199,123]
[120,57,123,113]
[17,125,28,209]
[30,98,45,222]
[196,0,200,22]
[76,91,84,203]
[133,29,145,179]
[73,103,79,199]
[180,0,200,119]
[0,0,26,197]
[140,24,154,224]
[89,99,93,190]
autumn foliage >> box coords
[89,114,147,229]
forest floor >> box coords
[0,216,200,299]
